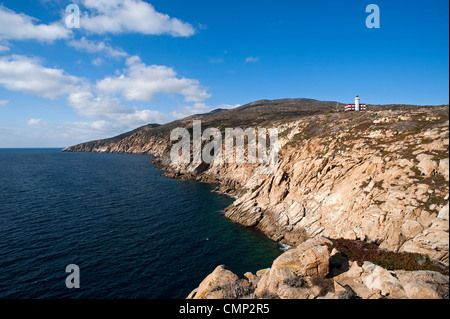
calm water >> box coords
[0,149,282,299]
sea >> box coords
[0,149,283,299]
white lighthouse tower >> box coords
[355,95,360,111]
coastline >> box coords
[63,103,449,265]
[62,102,449,299]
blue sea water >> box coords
[0,149,282,299]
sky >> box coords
[0,0,448,147]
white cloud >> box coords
[56,116,166,144]
[0,44,10,52]
[27,118,48,126]
[245,57,260,63]
[0,54,165,128]
[0,53,218,131]
[96,55,211,103]
[80,0,195,37]
[0,5,71,42]
[111,109,167,126]
[170,102,240,119]
[67,90,129,119]
[0,99,8,106]
[68,37,128,58]
[0,120,125,148]
[67,90,168,127]
[56,120,122,139]
[0,55,83,99]
[92,57,105,66]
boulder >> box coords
[438,204,449,220]
[416,154,438,177]
[361,262,407,299]
[395,270,449,299]
[187,265,251,299]
[254,237,330,299]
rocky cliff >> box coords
[63,99,449,298]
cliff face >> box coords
[63,99,449,266]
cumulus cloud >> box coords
[96,56,211,102]
[0,5,71,42]
[0,54,202,129]
[0,54,154,128]
[0,53,220,132]
[0,100,8,106]
[80,0,195,37]
[68,37,128,58]
[0,1,197,52]
[0,55,83,99]
[67,90,167,126]
[67,91,128,118]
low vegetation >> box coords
[329,238,449,276]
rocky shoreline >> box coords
[63,99,449,299]
[187,237,449,299]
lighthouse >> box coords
[345,95,366,111]
[355,95,360,111]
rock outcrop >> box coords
[187,265,252,299]
[187,237,449,299]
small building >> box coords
[345,95,366,111]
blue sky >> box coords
[0,0,448,147]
